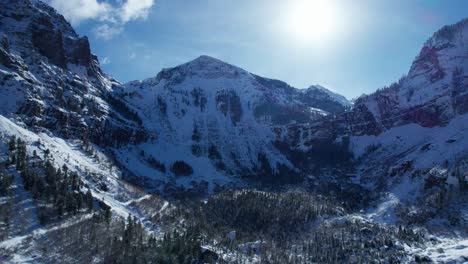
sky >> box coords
[47,0,468,99]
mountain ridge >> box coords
[125,54,351,109]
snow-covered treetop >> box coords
[428,18,468,45]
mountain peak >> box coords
[190,55,224,64]
[181,55,241,72]
[153,55,247,81]
[305,85,351,107]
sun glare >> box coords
[284,0,340,45]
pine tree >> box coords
[8,135,16,152]
[86,189,93,211]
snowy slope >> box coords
[0,115,168,232]
[350,112,468,197]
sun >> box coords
[284,0,339,44]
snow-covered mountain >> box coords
[110,55,352,191]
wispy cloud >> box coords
[93,24,123,40]
[47,0,155,40]
[101,56,111,65]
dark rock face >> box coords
[66,37,91,66]
[64,36,102,77]
[32,16,67,68]
[0,34,28,72]
[30,12,99,75]
[191,87,208,111]
[343,103,381,136]
[215,90,243,125]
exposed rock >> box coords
[424,167,448,189]
[32,16,67,68]
[215,90,243,125]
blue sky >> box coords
[49,0,468,99]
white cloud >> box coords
[93,24,123,40]
[47,0,155,39]
[48,0,113,24]
[120,0,154,23]
[101,56,111,65]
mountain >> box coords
[114,55,351,191]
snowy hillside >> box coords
[0,113,172,262]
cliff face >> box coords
[0,0,147,146]
[348,19,468,135]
